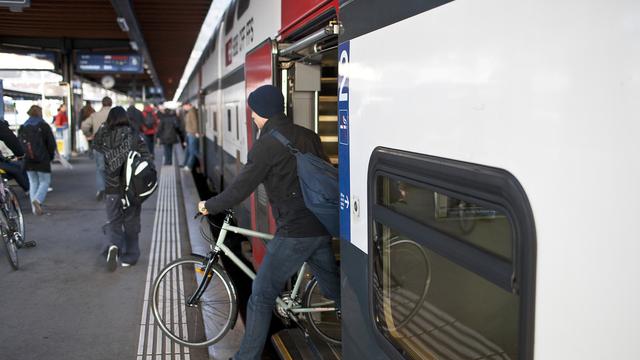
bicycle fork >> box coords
[186,252,219,306]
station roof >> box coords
[0,0,212,100]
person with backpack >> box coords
[197,85,340,360]
[93,106,152,271]
[140,104,159,158]
[82,96,112,201]
[156,108,182,166]
[18,105,56,216]
[126,100,143,133]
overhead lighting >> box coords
[117,17,129,32]
[129,41,139,51]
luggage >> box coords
[270,129,340,237]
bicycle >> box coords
[151,210,341,347]
[0,156,35,270]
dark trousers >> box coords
[0,161,29,192]
[163,144,174,165]
[143,134,155,157]
[234,235,340,360]
[103,194,142,264]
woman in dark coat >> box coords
[18,105,56,215]
[93,106,150,270]
[156,109,182,165]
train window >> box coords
[213,111,217,132]
[235,105,239,140]
[368,148,536,360]
[237,0,250,18]
[224,0,237,35]
[227,109,232,132]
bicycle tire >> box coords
[2,225,18,270]
[151,255,238,347]
[7,188,25,238]
[380,238,431,332]
[302,278,341,345]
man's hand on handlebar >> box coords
[198,201,209,215]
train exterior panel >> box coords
[339,0,640,359]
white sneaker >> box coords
[121,262,132,267]
[181,166,190,171]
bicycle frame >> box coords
[193,213,337,315]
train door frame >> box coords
[244,38,278,267]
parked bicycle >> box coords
[151,210,341,347]
[0,156,35,270]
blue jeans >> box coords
[183,134,198,169]
[163,144,174,165]
[143,134,155,157]
[94,150,105,192]
[26,171,51,204]
[234,235,340,360]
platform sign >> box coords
[338,41,350,241]
[76,53,143,74]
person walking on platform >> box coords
[140,104,159,158]
[126,100,144,133]
[93,106,150,271]
[82,96,112,201]
[198,85,340,360]
[79,101,95,127]
[18,105,56,216]
[157,108,182,166]
[53,103,68,139]
[181,102,199,171]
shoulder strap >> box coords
[269,129,299,154]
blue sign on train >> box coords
[338,41,350,242]
[76,53,143,73]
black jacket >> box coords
[127,106,144,132]
[157,112,182,145]
[0,120,24,158]
[93,125,151,194]
[18,118,56,173]
[205,113,328,238]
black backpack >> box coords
[18,125,49,162]
[122,150,157,208]
[270,129,340,237]
[143,112,155,129]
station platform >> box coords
[0,148,241,360]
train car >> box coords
[182,0,640,359]
[338,0,640,360]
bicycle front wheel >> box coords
[7,188,24,237]
[2,226,18,270]
[151,255,238,347]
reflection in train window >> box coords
[372,175,519,359]
[372,224,519,360]
[377,177,512,261]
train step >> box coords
[271,328,341,360]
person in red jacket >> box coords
[53,103,68,139]
[140,104,159,158]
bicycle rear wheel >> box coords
[302,279,341,344]
[151,255,238,347]
[2,226,18,270]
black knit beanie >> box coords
[247,85,284,118]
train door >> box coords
[244,39,277,267]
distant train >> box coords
[180,0,640,359]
